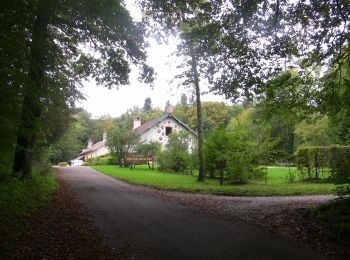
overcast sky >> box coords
[78,1,227,118]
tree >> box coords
[187,102,230,132]
[254,71,313,159]
[136,142,161,157]
[140,1,222,181]
[203,1,350,100]
[173,94,190,123]
[4,0,153,177]
[106,126,139,167]
[143,97,153,112]
[294,115,334,147]
[180,93,188,109]
[204,127,230,179]
[157,132,193,173]
[318,51,350,144]
[226,108,266,184]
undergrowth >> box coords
[0,171,57,236]
[311,197,350,246]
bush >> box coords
[295,145,350,183]
[0,171,57,237]
[157,132,194,173]
[311,198,350,246]
[205,108,279,184]
[58,162,68,166]
[83,156,117,166]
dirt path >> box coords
[57,166,325,260]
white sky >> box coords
[78,1,228,118]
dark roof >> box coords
[134,113,197,136]
[79,140,104,156]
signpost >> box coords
[124,154,155,170]
[215,160,226,186]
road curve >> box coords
[58,166,324,260]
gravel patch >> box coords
[141,188,347,259]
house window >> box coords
[165,126,172,136]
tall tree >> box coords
[318,49,350,144]
[6,0,153,177]
[143,97,153,112]
[140,1,223,181]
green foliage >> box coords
[58,162,68,166]
[1,0,153,177]
[204,128,230,178]
[295,146,350,187]
[294,115,334,147]
[318,51,350,144]
[284,168,298,184]
[173,95,189,124]
[205,108,279,184]
[157,132,194,173]
[256,71,312,159]
[106,126,139,166]
[136,142,161,156]
[336,185,350,200]
[84,156,116,166]
[311,198,350,246]
[0,171,56,237]
[187,102,230,131]
[143,97,153,112]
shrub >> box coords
[295,145,350,183]
[58,162,68,166]
[157,132,193,173]
[205,115,273,184]
[83,156,117,166]
[296,145,350,197]
[0,171,56,237]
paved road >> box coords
[58,167,324,260]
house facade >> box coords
[77,131,109,161]
[133,113,197,150]
[77,113,197,161]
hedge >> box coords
[295,145,350,183]
[83,156,117,166]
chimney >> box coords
[88,136,93,148]
[133,116,141,129]
[166,104,174,114]
[103,130,107,143]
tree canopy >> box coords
[0,0,153,178]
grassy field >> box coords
[92,165,336,196]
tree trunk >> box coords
[188,40,205,182]
[12,0,54,177]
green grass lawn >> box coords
[92,165,336,196]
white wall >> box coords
[84,145,109,160]
[140,117,196,150]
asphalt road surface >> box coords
[58,166,324,260]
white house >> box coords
[133,113,197,150]
[77,113,197,161]
[77,131,109,161]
